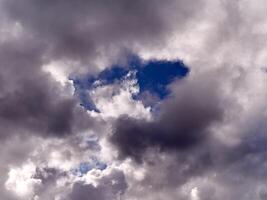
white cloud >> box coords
[89,74,151,120]
[5,162,41,198]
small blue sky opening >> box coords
[72,157,107,177]
[70,54,189,111]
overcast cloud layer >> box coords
[1,0,267,200]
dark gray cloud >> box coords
[1,0,267,200]
[111,74,224,162]
[0,0,205,139]
[32,167,69,199]
[0,1,208,197]
[70,184,106,200]
[0,39,93,139]
[34,167,66,186]
[120,123,267,200]
[110,68,267,199]
[1,0,204,66]
[69,169,127,200]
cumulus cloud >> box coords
[0,40,94,139]
[69,168,127,200]
[111,72,224,162]
[1,0,267,199]
[1,0,204,72]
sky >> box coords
[1,0,267,200]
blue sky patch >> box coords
[135,59,189,99]
[72,158,107,177]
[71,55,189,111]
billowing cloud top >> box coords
[1,0,267,200]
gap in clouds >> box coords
[71,55,189,112]
[72,157,107,177]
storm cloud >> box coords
[1,0,204,68]
[1,0,267,200]
[111,74,224,162]
[0,39,93,139]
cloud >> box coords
[69,169,127,200]
[111,71,223,162]
[0,40,94,139]
[5,162,41,198]
[1,0,267,199]
[2,0,203,60]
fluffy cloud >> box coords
[111,72,224,162]
[69,168,127,200]
[1,0,267,200]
